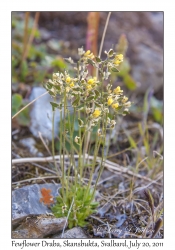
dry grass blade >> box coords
[22,12,40,61]
[22,12,30,62]
[151,217,163,238]
[144,189,154,217]
[12,91,48,119]
[12,154,162,187]
[38,131,52,155]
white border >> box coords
[1,1,174,249]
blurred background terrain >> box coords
[12,11,163,127]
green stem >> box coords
[78,109,83,180]
[52,98,59,176]
[67,108,76,183]
[59,96,65,202]
[91,113,108,199]
[62,91,67,198]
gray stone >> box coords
[19,137,43,156]
[12,215,67,238]
[131,43,163,94]
[12,183,61,227]
[115,214,127,228]
[53,226,88,238]
[29,87,61,140]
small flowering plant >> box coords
[44,48,131,228]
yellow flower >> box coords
[113,86,123,94]
[69,82,74,88]
[112,102,119,109]
[122,96,128,103]
[86,85,92,91]
[107,98,114,106]
[84,50,91,56]
[84,50,94,59]
[113,54,123,65]
[87,78,95,85]
[116,54,123,61]
[92,109,101,118]
[113,60,120,65]
[66,77,71,83]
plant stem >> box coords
[96,12,111,78]
[62,92,67,199]
[84,12,111,155]
[92,113,108,198]
[59,97,65,201]
[51,98,59,176]
[22,12,40,61]
[78,109,83,180]
[22,12,30,63]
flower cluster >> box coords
[113,54,123,66]
[107,86,131,115]
[83,50,95,60]
[44,48,131,132]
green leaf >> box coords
[111,67,119,72]
[86,95,95,102]
[123,110,130,116]
[72,96,80,107]
[78,118,84,127]
[77,103,84,110]
[50,102,59,108]
[94,102,101,108]
[50,102,59,111]
[68,221,74,229]
[17,105,30,126]
[48,90,55,96]
[46,83,54,89]
[94,89,100,99]
[127,134,137,149]
[78,220,87,227]
[51,58,66,69]
[102,92,109,98]
[95,57,102,63]
[12,94,22,112]
[90,201,99,208]
[152,107,163,123]
[123,74,137,90]
[87,59,94,66]
[72,87,81,91]
[117,59,131,77]
[20,60,28,81]
[54,85,61,92]
[108,49,114,57]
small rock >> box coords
[12,183,61,228]
[53,226,88,238]
[12,215,67,238]
[115,214,127,228]
[29,87,61,140]
[131,43,163,94]
[98,203,112,218]
[40,28,51,41]
[19,137,43,156]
